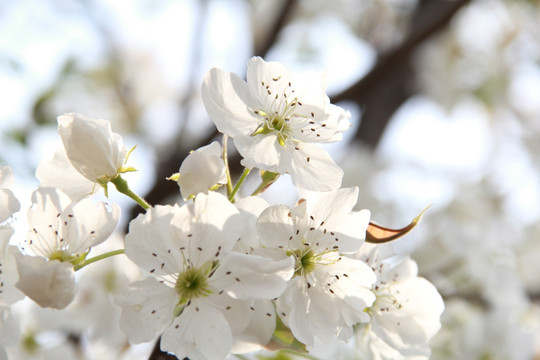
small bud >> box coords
[57,113,132,186]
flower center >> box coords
[251,110,292,146]
[175,266,212,304]
[250,79,306,146]
[288,244,340,278]
[295,248,316,277]
[365,285,402,316]
[48,250,86,267]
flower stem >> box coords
[111,175,151,210]
[74,249,125,271]
[228,168,251,203]
[222,135,234,197]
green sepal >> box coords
[118,166,137,174]
[167,172,181,182]
[124,145,137,164]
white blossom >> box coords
[257,187,376,346]
[175,141,227,200]
[36,147,98,200]
[57,113,130,185]
[117,192,293,360]
[356,245,444,360]
[16,187,119,309]
[201,57,350,191]
[0,166,24,308]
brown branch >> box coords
[254,0,298,57]
[332,0,471,148]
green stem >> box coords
[111,175,151,210]
[74,249,125,271]
[222,135,234,197]
[228,168,251,203]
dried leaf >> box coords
[366,205,431,244]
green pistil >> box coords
[22,333,40,354]
[288,248,317,277]
[175,266,212,305]
[251,111,290,146]
[49,250,87,267]
[49,250,71,262]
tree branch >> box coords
[332,0,471,148]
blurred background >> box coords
[1,0,540,358]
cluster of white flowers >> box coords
[0,57,443,360]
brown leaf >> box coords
[366,205,431,244]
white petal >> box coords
[36,147,98,200]
[58,113,127,182]
[15,256,76,309]
[372,277,444,350]
[288,143,343,191]
[208,294,251,335]
[125,205,184,276]
[26,187,72,256]
[201,68,259,137]
[0,189,19,224]
[172,192,241,267]
[231,300,276,354]
[0,246,24,306]
[66,199,119,253]
[319,257,376,327]
[116,277,178,344]
[0,166,14,189]
[257,204,307,249]
[211,252,293,300]
[233,196,269,253]
[235,133,282,170]
[161,299,232,360]
[277,277,339,346]
[27,187,118,258]
[0,306,19,347]
[177,141,227,200]
[303,188,371,253]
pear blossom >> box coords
[356,245,444,360]
[173,141,227,200]
[57,113,132,186]
[117,192,293,360]
[36,147,98,200]
[16,187,119,309]
[257,187,376,346]
[0,166,24,308]
[201,57,350,191]
[0,166,20,224]
[0,167,23,354]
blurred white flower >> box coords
[356,245,444,360]
[173,141,227,200]
[117,192,293,360]
[0,166,24,308]
[257,187,375,346]
[0,166,20,224]
[57,113,133,187]
[201,57,350,191]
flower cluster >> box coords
[0,57,443,359]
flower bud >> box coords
[57,113,129,184]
